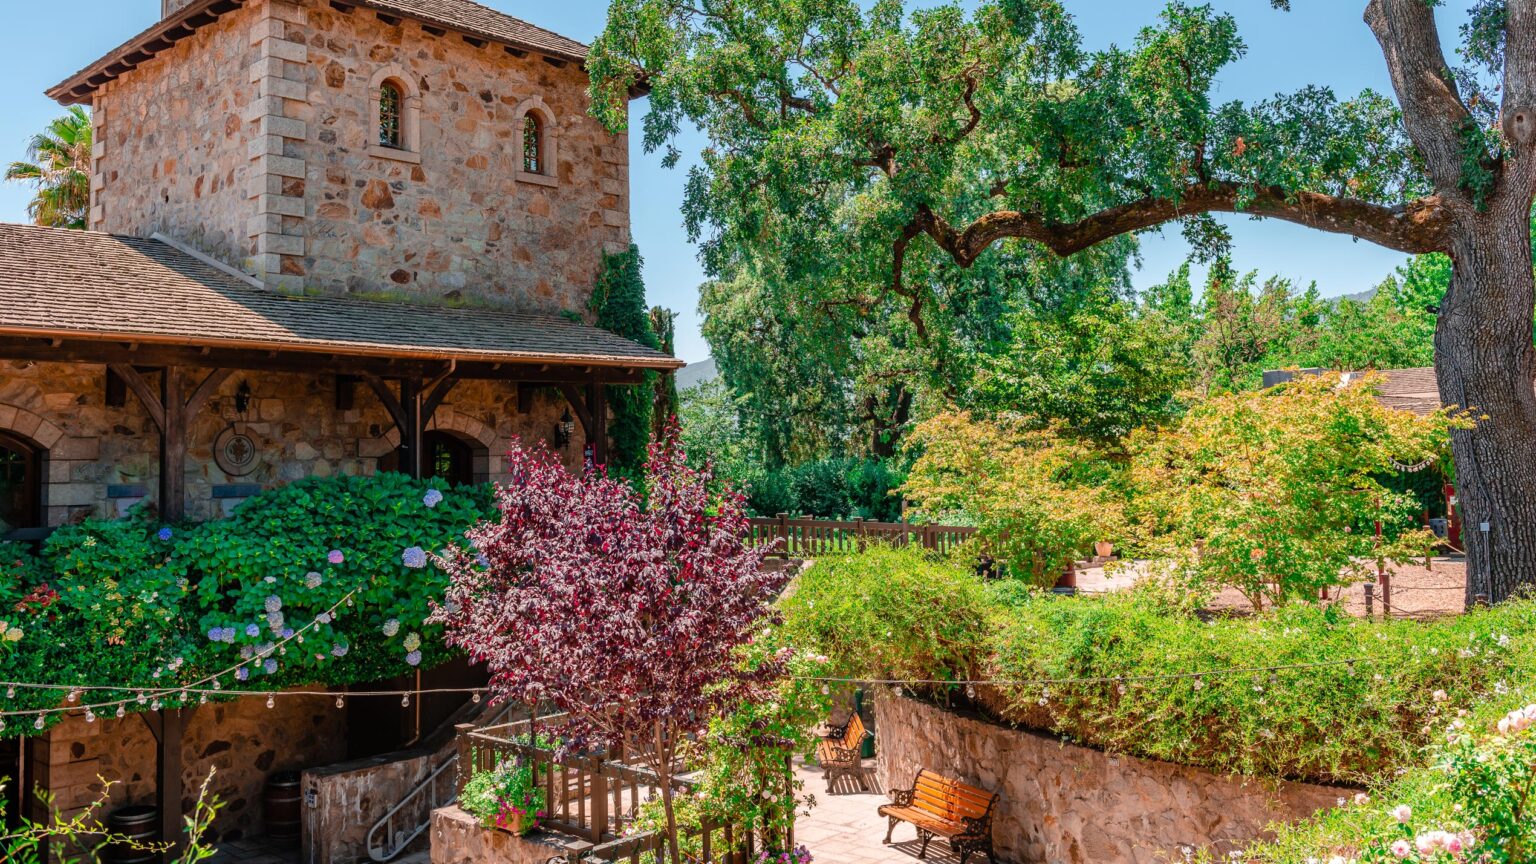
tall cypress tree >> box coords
[590,245,660,476]
[649,306,680,439]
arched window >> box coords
[379,81,405,149]
[522,114,543,174]
[380,431,477,486]
[0,431,42,538]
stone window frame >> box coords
[367,66,422,165]
[511,97,559,188]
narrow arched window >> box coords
[379,81,404,149]
[0,430,41,538]
[523,114,543,174]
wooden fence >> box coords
[456,716,791,863]
[746,514,977,559]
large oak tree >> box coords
[588,0,1536,603]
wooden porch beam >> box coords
[0,337,655,384]
[141,707,193,855]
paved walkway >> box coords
[793,759,967,864]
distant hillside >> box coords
[676,357,718,391]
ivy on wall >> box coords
[590,245,661,477]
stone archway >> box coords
[0,403,63,535]
[359,407,498,483]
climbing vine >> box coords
[590,244,661,478]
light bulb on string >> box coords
[67,689,78,703]
[199,693,208,704]
[965,684,976,700]
[151,699,161,711]
[6,685,14,698]
[266,694,275,709]
[401,694,410,708]
[84,708,95,723]
[471,692,481,704]
[336,695,345,709]
[115,705,125,719]
[34,714,45,730]
[212,679,221,691]
[137,692,147,704]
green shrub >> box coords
[778,548,1536,786]
[460,760,547,834]
[780,546,992,684]
[0,472,498,734]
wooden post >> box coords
[589,762,608,843]
[1364,582,1375,619]
[160,367,186,522]
[777,513,791,560]
[1380,572,1392,618]
[142,707,190,855]
[854,517,866,553]
[454,723,475,797]
[562,841,594,863]
[399,377,422,479]
[586,380,609,467]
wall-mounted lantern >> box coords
[555,409,575,449]
[234,381,253,416]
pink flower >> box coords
[1389,840,1412,859]
[327,550,345,565]
[1432,690,1449,703]
[1392,805,1412,824]
[1497,704,1536,736]
[1353,793,1370,806]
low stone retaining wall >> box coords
[430,805,587,864]
[874,694,1349,864]
[303,746,438,864]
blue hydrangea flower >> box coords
[475,553,491,569]
[405,650,422,667]
[316,612,332,625]
[240,645,254,659]
[423,489,444,509]
[157,527,174,542]
[382,619,400,637]
[267,611,285,632]
[235,667,249,681]
[402,547,428,569]
[263,658,278,674]
[305,571,323,589]
[281,627,295,639]
[264,595,283,613]
[246,623,261,638]
[222,627,238,643]
[332,642,349,658]
[207,627,223,642]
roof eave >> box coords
[47,0,246,107]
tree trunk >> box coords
[1435,204,1536,605]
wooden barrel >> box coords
[263,771,302,843]
[104,804,160,864]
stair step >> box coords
[392,851,431,864]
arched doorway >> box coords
[379,430,477,486]
[0,430,41,538]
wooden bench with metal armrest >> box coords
[815,711,869,792]
[878,768,998,864]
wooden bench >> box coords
[879,769,998,864]
[815,711,869,792]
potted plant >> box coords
[1094,540,1114,559]
[460,761,547,837]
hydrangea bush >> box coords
[0,473,496,731]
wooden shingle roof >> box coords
[49,0,590,106]
[0,224,680,373]
[1372,367,1444,416]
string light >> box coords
[115,705,126,718]
[336,695,345,709]
[266,694,275,709]
[6,685,14,698]
[471,692,481,704]
[402,694,411,708]
[33,714,44,730]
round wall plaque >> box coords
[214,426,262,477]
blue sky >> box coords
[0,1,1475,363]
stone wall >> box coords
[295,0,630,311]
[92,3,256,264]
[0,360,591,526]
[874,694,1349,864]
[430,805,587,864]
[303,745,438,864]
[31,688,347,846]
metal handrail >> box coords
[365,701,525,862]
[366,753,459,861]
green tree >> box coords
[590,245,661,476]
[6,107,92,230]
[589,0,1536,602]
[649,306,682,439]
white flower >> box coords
[382,619,400,637]
[1392,805,1412,824]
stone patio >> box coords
[793,759,970,864]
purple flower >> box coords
[327,550,345,565]
[475,553,491,569]
[207,627,223,642]
[236,667,249,681]
[157,527,174,542]
[240,645,254,659]
[263,658,278,674]
[402,547,428,569]
[281,627,295,639]
[267,611,285,632]
[246,623,261,638]
[405,650,422,667]
[264,595,283,613]
[423,489,444,509]
[332,642,349,657]
[316,612,332,625]
[305,572,323,589]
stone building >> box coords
[0,0,681,855]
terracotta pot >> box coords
[1094,541,1114,558]
[494,812,536,837]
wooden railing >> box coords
[747,514,978,559]
[455,717,791,863]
